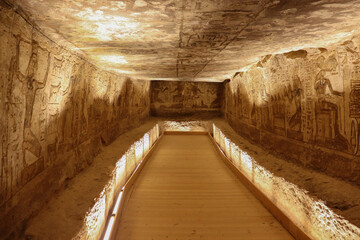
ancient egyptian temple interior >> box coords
[1,0,360,239]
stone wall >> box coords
[150,80,223,117]
[0,4,150,238]
[224,38,360,185]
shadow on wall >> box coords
[150,80,224,118]
[0,6,150,238]
[224,44,360,185]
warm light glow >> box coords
[241,151,253,176]
[84,189,106,239]
[112,191,124,215]
[101,126,160,239]
[115,155,126,186]
[103,216,115,240]
[76,125,160,240]
[75,7,140,41]
[212,124,360,240]
[144,133,150,154]
[110,68,133,75]
[219,131,225,150]
[230,142,240,167]
[96,20,139,40]
[135,139,144,162]
[224,137,231,158]
[98,55,128,65]
[126,146,136,175]
[162,121,209,132]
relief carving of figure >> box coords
[58,66,76,146]
[271,92,286,131]
[22,42,50,166]
[260,83,271,130]
[171,82,184,104]
[315,71,343,97]
[288,76,304,130]
[314,70,348,151]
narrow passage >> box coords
[115,135,293,240]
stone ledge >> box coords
[23,120,159,240]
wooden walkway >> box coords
[114,135,293,240]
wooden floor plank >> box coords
[114,135,294,240]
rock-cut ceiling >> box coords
[5,0,360,82]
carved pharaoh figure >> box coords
[314,70,348,150]
[288,75,304,131]
[22,42,50,166]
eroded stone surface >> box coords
[0,4,150,238]
[5,0,360,81]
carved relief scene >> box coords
[150,80,222,117]
[177,0,266,79]
[2,0,360,239]
[225,38,360,181]
[0,4,150,236]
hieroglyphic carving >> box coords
[0,6,151,238]
[6,36,26,194]
[350,66,360,118]
[186,32,229,49]
[150,81,222,116]
[177,1,259,78]
[226,42,360,155]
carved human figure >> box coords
[189,83,203,107]
[315,70,343,97]
[22,42,50,165]
[171,82,184,104]
[58,69,76,145]
[287,75,304,131]
[314,70,348,150]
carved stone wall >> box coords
[224,41,360,185]
[150,80,223,117]
[0,5,150,237]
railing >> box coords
[73,124,160,240]
[212,124,360,240]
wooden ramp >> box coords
[113,134,294,240]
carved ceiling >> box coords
[6,0,360,81]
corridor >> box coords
[114,135,293,240]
